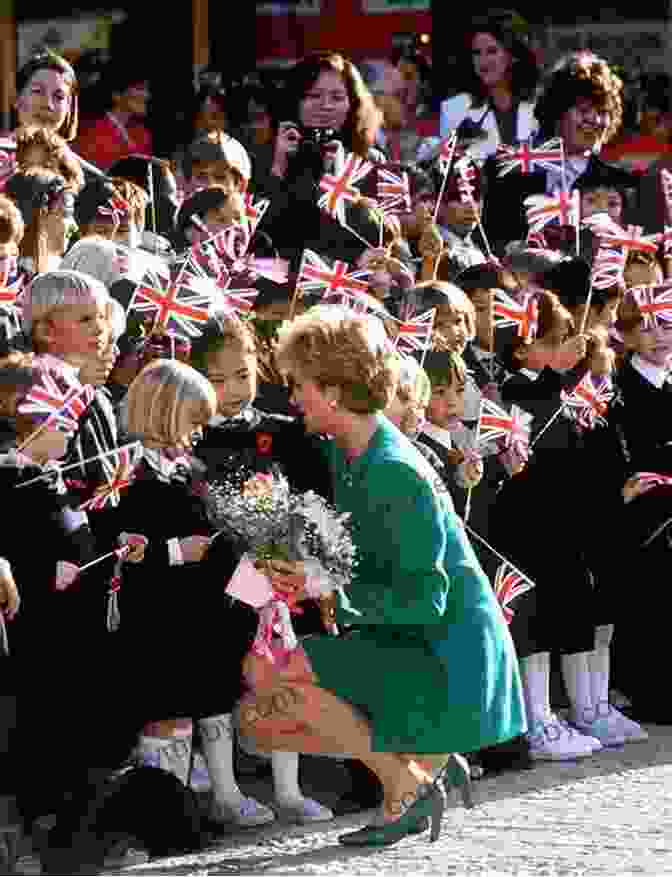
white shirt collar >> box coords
[631,354,669,389]
[421,421,453,450]
[143,447,190,481]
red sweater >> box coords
[74,114,153,171]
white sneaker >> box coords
[210,796,276,827]
[570,712,626,747]
[609,706,649,743]
[556,716,603,752]
[190,751,212,792]
[276,797,334,824]
[527,718,594,761]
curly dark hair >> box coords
[535,52,623,144]
[454,9,540,107]
[273,51,382,158]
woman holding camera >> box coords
[251,52,384,269]
[438,10,540,163]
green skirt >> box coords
[302,626,454,753]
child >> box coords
[72,176,128,241]
[609,289,672,722]
[6,168,77,276]
[20,270,120,494]
[623,249,664,289]
[173,181,244,253]
[114,358,282,828]
[0,353,146,847]
[412,280,482,422]
[425,153,487,283]
[416,350,483,514]
[491,292,632,758]
[190,314,336,824]
[0,194,25,354]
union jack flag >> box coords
[561,373,614,430]
[376,167,411,212]
[297,249,371,299]
[318,149,372,223]
[128,261,221,339]
[454,156,478,204]
[494,561,535,624]
[79,442,143,511]
[242,194,270,236]
[590,245,627,290]
[493,290,539,341]
[0,149,16,192]
[393,308,436,360]
[657,226,672,258]
[0,259,23,311]
[496,137,564,176]
[189,225,288,287]
[526,229,548,249]
[628,283,672,329]
[219,288,260,315]
[18,372,94,432]
[478,399,532,461]
[524,189,579,233]
[630,471,672,496]
[583,215,659,255]
[661,169,672,223]
[337,289,391,318]
[438,131,458,172]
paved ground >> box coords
[93,725,672,876]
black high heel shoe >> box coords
[438,753,475,809]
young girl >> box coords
[491,292,629,759]
[115,358,284,828]
[190,314,336,824]
[0,354,143,837]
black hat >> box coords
[541,257,591,308]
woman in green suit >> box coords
[238,305,526,846]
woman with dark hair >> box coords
[439,9,540,162]
[9,50,104,179]
[253,52,383,267]
[74,66,152,172]
[483,50,632,254]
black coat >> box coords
[113,460,257,721]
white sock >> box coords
[198,713,246,808]
[520,652,552,733]
[272,751,303,805]
[561,652,594,724]
[137,731,192,785]
[589,625,614,719]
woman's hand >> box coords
[0,560,19,621]
[259,558,308,603]
[272,122,302,178]
[461,458,484,489]
[623,475,649,503]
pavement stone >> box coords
[91,725,672,876]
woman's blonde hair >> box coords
[276,305,399,414]
[124,358,216,444]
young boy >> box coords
[20,269,120,494]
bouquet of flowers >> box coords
[206,471,358,661]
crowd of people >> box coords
[0,8,671,874]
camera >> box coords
[298,126,338,147]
